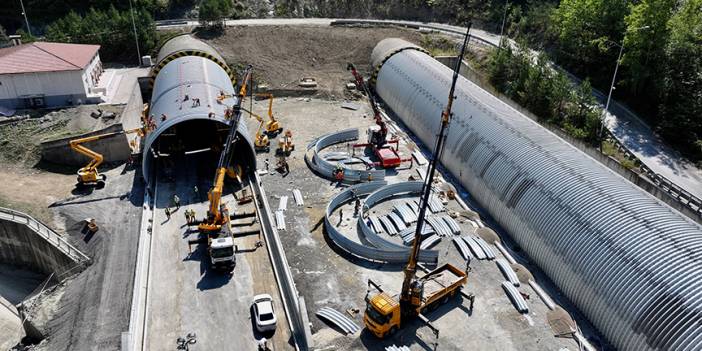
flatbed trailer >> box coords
[364,263,467,338]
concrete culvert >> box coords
[142,35,255,186]
[476,227,500,244]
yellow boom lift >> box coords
[363,24,473,340]
[69,127,144,187]
[255,93,283,135]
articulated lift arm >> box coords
[200,65,254,231]
[399,23,472,318]
[70,127,144,184]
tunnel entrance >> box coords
[143,118,256,187]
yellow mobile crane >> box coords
[363,24,473,339]
[195,65,253,271]
[70,127,144,187]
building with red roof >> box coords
[0,41,103,109]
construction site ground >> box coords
[202,25,424,98]
[245,96,601,350]
[18,165,144,351]
[144,153,293,351]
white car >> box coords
[253,294,277,332]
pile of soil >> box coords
[201,25,424,97]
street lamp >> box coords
[499,0,509,47]
[18,0,32,37]
[598,25,650,149]
[128,0,142,66]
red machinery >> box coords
[347,63,411,169]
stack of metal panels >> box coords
[379,216,398,235]
[502,282,529,313]
[292,189,304,206]
[496,258,520,286]
[387,212,407,231]
[420,234,441,250]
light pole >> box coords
[128,0,142,66]
[19,0,32,37]
[598,25,650,150]
[499,0,509,48]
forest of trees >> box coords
[0,0,699,162]
[44,6,157,63]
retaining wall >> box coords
[40,80,144,167]
[0,208,89,280]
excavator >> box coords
[363,24,474,340]
[194,65,254,272]
[347,63,410,169]
[70,127,144,187]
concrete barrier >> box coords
[0,207,89,280]
[251,174,311,350]
[40,80,144,167]
[40,123,131,166]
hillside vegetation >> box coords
[0,0,699,162]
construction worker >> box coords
[264,158,269,171]
[184,209,191,224]
[193,185,199,200]
[257,337,269,351]
[165,207,171,220]
[173,194,181,210]
[354,198,361,217]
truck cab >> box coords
[364,292,401,338]
[209,237,235,271]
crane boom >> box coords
[201,65,253,231]
[399,23,472,318]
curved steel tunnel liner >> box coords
[150,34,235,86]
[142,37,255,185]
[372,38,702,350]
[324,182,437,264]
[305,128,385,183]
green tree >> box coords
[659,0,702,161]
[621,0,675,100]
[45,6,156,63]
[0,24,8,47]
[550,0,629,85]
[199,0,232,27]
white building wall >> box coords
[0,70,87,107]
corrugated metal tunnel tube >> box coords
[142,35,255,185]
[371,38,702,350]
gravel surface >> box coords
[201,25,423,97]
[20,166,144,351]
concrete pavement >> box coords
[144,153,292,350]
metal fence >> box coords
[0,206,91,267]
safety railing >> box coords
[0,206,91,264]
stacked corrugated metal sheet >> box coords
[373,38,702,350]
